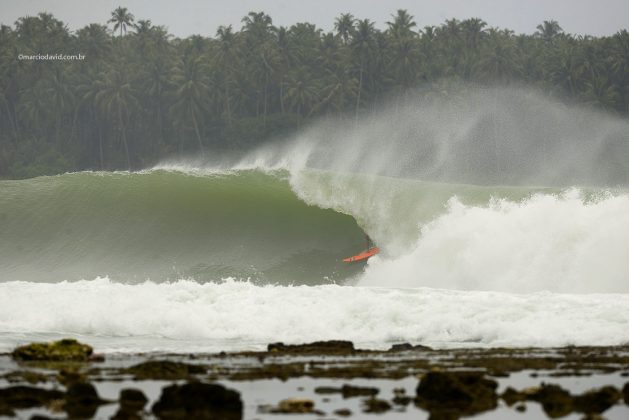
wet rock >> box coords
[501,386,527,406]
[527,384,573,418]
[2,370,48,384]
[89,353,106,362]
[152,382,242,419]
[624,382,629,404]
[393,388,412,406]
[363,397,391,413]
[314,384,379,398]
[64,382,108,418]
[0,385,64,416]
[334,408,352,416]
[267,340,355,354]
[276,398,315,413]
[314,386,340,394]
[112,388,148,420]
[389,343,432,352]
[415,371,498,417]
[515,403,526,412]
[12,338,93,362]
[341,384,379,398]
[573,386,620,414]
[119,388,148,411]
[57,367,87,386]
[126,360,206,380]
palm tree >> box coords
[214,25,239,124]
[461,18,487,50]
[387,10,420,95]
[94,68,138,169]
[535,20,563,43]
[610,30,629,113]
[108,7,135,37]
[171,56,210,155]
[334,13,355,45]
[386,9,416,38]
[350,19,376,117]
[284,66,320,117]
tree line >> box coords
[0,8,628,178]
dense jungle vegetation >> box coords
[0,8,628,178]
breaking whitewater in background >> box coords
[1,87,629,352]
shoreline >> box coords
[2,340,629,418]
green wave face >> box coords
[0,170,367,284]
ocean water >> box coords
[1,87,628,353]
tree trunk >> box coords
[118,106,131,170]
[98,123,104,170]
[263,72,268,127]
[355,64,363,121]
[191,108,205,156]
[4,102,18,144]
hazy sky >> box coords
[1,0,627,37]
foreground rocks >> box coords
[1,339,629,418]
[11,338,94,362]
[152,382,242,419]
[415,371,498,417]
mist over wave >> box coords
[155,87,629,293]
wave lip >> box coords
[1,278,628,353]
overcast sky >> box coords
[1,0,627,38]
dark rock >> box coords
[57,368,87,386]
[64,382,107,419]
[152,382,242,419]
[624,382,629,405]
[267,340,355,354]
[341,384,379,398]
[415,371,498,417]
[573,386,620,414]
[334,408,352,416]
[363,397,391,413]
[89,353,105,362]
[119,388,148,411]
[2,370,48,384]
[314,386,340,394]
[389,343,432,352]
[126,360,206,380]
[527,384,573,418]
[515,403,526,412]
[276,398,315,413]
[12,338,93,362]
[393,387,412,405]
[0,386,64,413]
[314,384,379,398]
[502,387,527,406]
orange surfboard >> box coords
[343,247,380,263]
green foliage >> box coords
[0,9,628,179]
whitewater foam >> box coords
[1,278,628,353]
[358,189,629,292]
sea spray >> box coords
[358,190,629,292]
[1,278,629,353]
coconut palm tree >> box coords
[94,68,138,169]
[334,13,355,45]
[350,19,376,117]
[535,20,563,43]
[171,56,210,155]
[108,7,135,37]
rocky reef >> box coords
[1,339,629,418]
